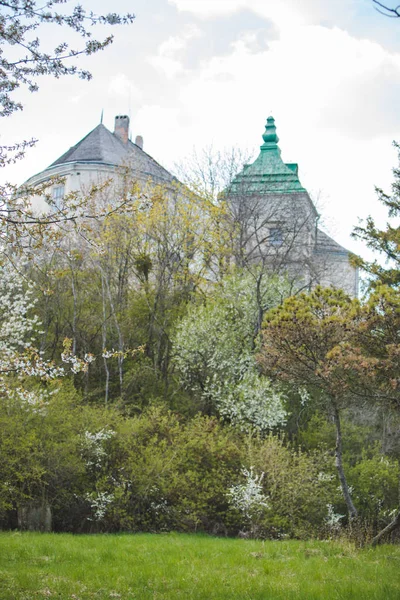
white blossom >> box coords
[317,472,335,482]
[228,467,269,520]
[0,262,65,379]
[325,504,345,530]
[81,428,115,468]
[85,491,114,521]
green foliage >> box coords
[349,450,400,526]
[261,285,361,401]
[298,412,380,466]
[297,412,400,530]
[1,388,399,537]
[0,380,123,530]
[352,142,400,289]
[104,408,243,533]
[247,435,339,538]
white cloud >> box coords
[68,94,85,104]
[108,74,144,102]
[168,0,245,18]
[167,0,357,30]
[148,24,203,78]
[172,24,400,139]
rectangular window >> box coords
[52,185,65,207]
[269,227,283,246]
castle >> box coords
[25,114,358,296]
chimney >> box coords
[114,115,130,144]
[135,135,143,150]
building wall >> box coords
[228,188,358,296]
[313,251,358,297]
[23,161,169,214]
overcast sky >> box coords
[2,0,400,257]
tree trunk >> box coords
[101,275,110,405]
[333,406,358,519]
[103,271,124,394]
[70,270,77,355]
[371,510,400,546]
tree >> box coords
[351,143,400,542]
[329,285,400,544]
[373,1,400,18]
[352,143,400,289]
[0,1,135,118]
[174,145,252,281]
[348,139,400,541]
[27,177,229,407]
[0,2,137,423]
[259,287,361,519]
[173,270,288,431]
[0,259,65,382]
[260,282,400,541]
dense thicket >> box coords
[1,382,398,538]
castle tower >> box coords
[226,117,358,296]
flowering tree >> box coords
[173,271,288,432]
[0,261,63,384]
[0,258,98,407]
[0,1,135,119]
[227,467,269,536]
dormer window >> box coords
[52,185,65,208]
[270,227,283,246]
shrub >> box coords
[109,408,243,534]
[348,448,400,531]
[247,435,339,538]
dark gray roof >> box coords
[314,228,349,255]
[49,124,175,184]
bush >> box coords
[348,448,400,531]
[107,408,243,534]
[247,435,339,538]
[1,390,397,539]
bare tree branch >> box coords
[373,0,400,18]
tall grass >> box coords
[0,532,398,599]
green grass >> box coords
[0,532,399,599]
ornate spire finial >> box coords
[261,116,279,148]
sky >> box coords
[2,0,400,258]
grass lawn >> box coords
[0,532,399,599]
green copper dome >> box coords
[229,117,306,194]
